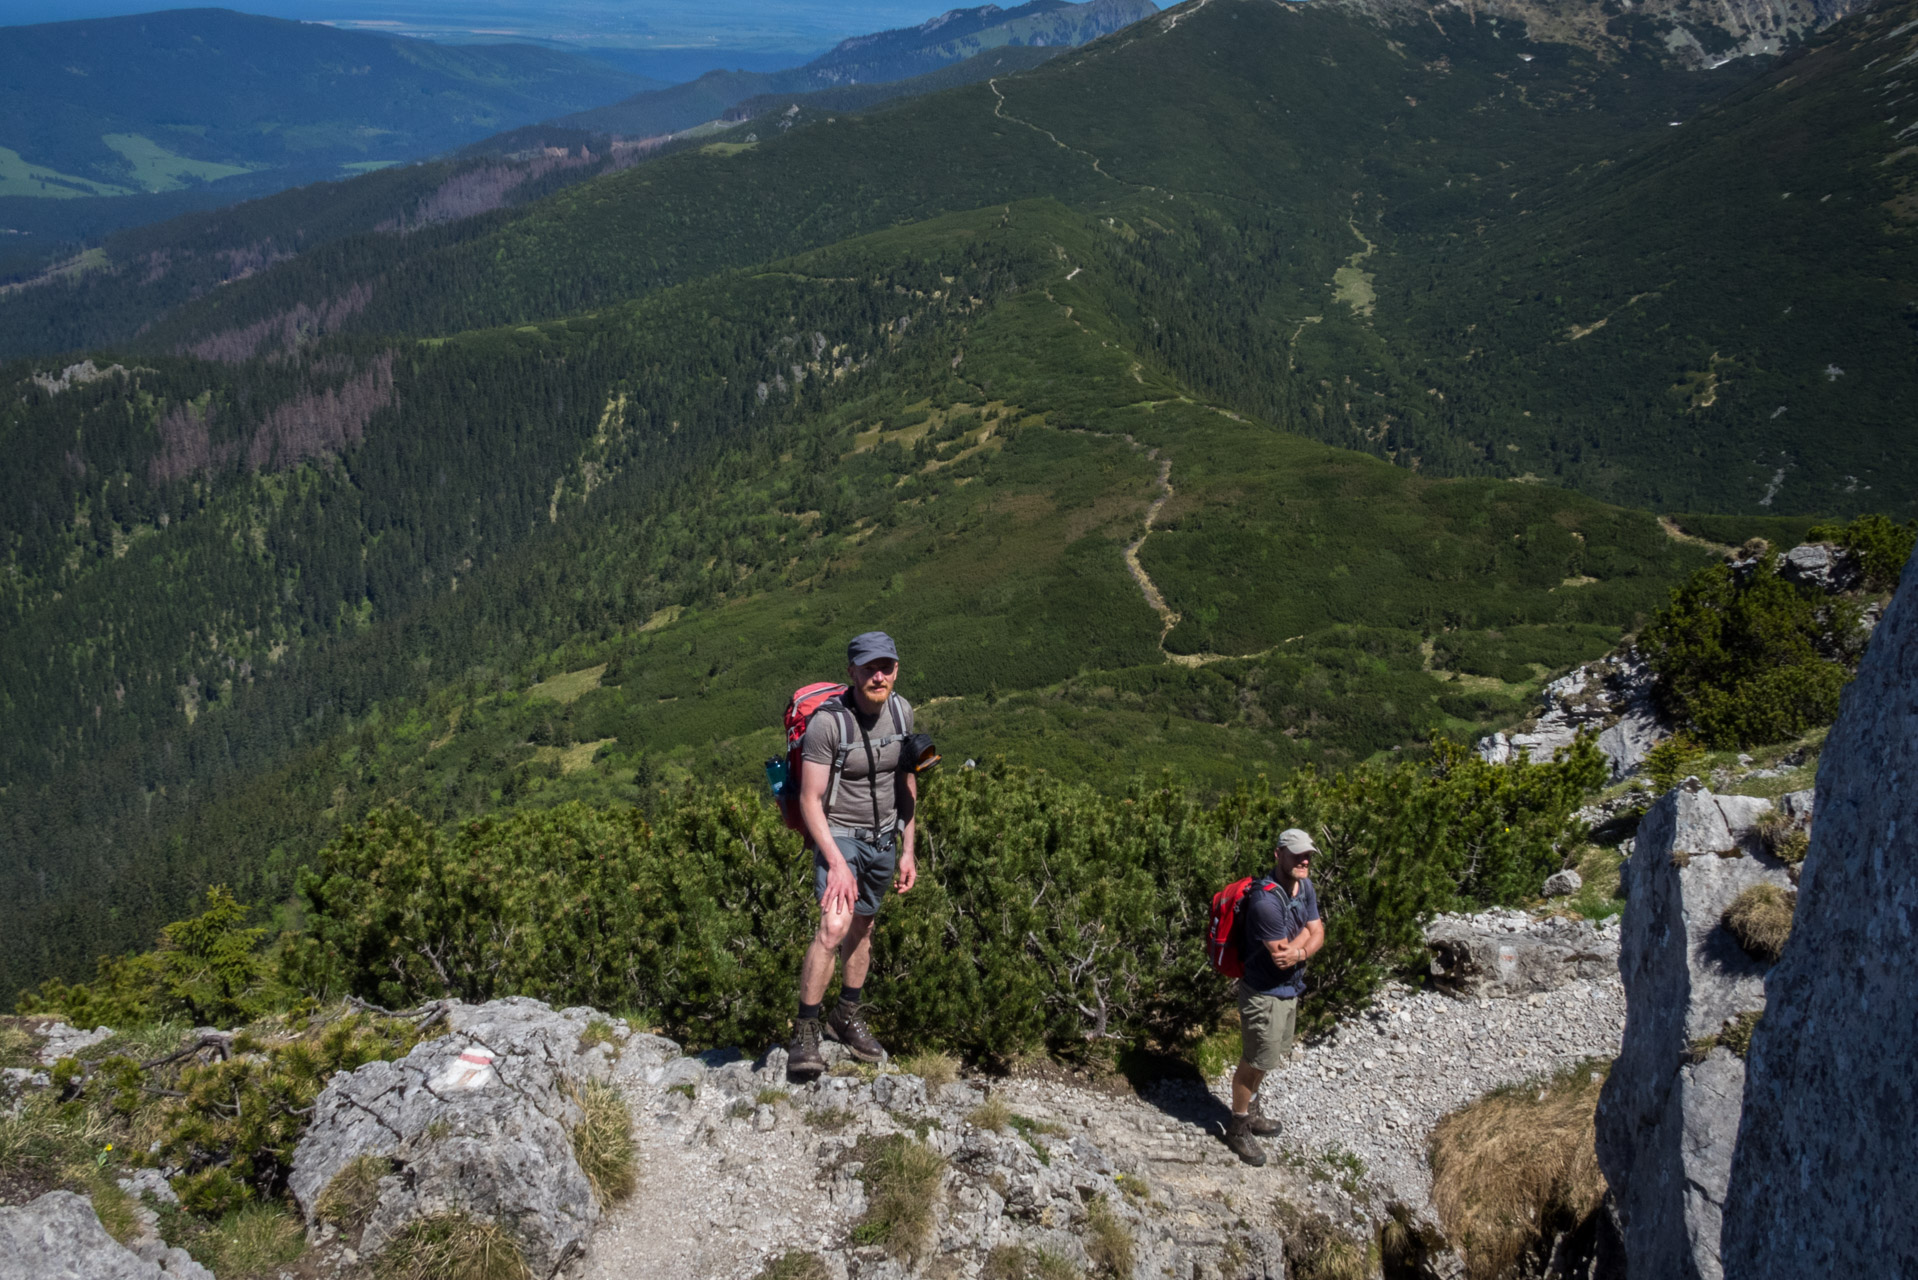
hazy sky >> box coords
[0,0,949,51]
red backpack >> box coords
[767,683,909,834]
[771,682,850,831]
[1206,875,1280,978]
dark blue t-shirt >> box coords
[1239,874,1320,998]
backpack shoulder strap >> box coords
[823,700,859,812]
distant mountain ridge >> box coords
[804,0,1156,83]
[554,0,1157,140]
[0,7,650,237]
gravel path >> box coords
[1243,971,1625,1210]
[573,908,1628,1276]
[575,1064,868,1280]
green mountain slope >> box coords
[0,200,1710,999]
[2,0,1913,1001]
[112,0,1912,515]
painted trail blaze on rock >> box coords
[289,998,674,1278]
[1722,549,1918,1279]
[434,1048,496,1090]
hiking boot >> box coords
[786,1017,826,1080]
[1245,1100,1282,1136]
[1225,1113,1268,1167]
[824,1002,886,1063]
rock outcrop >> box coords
[290,998,668,1277]
[1475,649,1664,780]
[1721,553,1918,1278]
[0,1190,208,1280]
[1594,783,1791,1280]
[1423,909,1618,999]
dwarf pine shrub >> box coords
[1639,546,1869,749]
[289,740,1602,1056]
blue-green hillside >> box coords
[0,0,1911,1005]
[0,7,651,243]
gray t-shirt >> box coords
[800,693,916,835]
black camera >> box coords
[904,732,941,775]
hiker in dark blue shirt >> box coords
[1226,827,1324,1166]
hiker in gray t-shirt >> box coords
[786,630,919,1075]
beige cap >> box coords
[1276,827,1317,857]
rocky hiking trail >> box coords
[572,909,1626,1280]
[1,904,1632,1280]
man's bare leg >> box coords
[1232,1062,1265,1116]
[817,913,882,1061]
[799,901,857,1005]
[837,913,876,989]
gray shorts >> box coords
[1235,981,1298,1072]
[814,832,896,917]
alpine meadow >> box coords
[2,0,1914,1073]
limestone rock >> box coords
[1776,788,1813,824]
[1775,541,1860,593]
[36,1022,112,1065]
[1543,869,1583,897]
[1595,782,1792,1280]
[1424,911,1616,998]
[290,997,638,1278]
[1475,649,1667,779]
[0,1190,207,1280]
[1722,551,1918,1277]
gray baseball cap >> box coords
[847,631,900,666]
[1276,828,1318,857]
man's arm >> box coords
[800,758,857,914]
[1263,919,1325,968]
[896,771,918,894]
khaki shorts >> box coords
[1235,981,1298,1072]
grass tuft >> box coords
[1428,1060,1609,1280]
[373,1212,528,1280]
[967,1094,1011,1133]
[316,1153,394,1236]
[1690,1010,1763,1062]
[0,1020,40,1069]
[0,1087,113,1177]
[755,1251,831,1280]
[576,1018,621,1056]
[1277,1201,1369,1280]
[186,1201,308,1276]
[850,1134,946,1263]
[898,1050,959,1090]
[1084,1193,1135,1278]
[1114,1171,1149,1201]
[80,1168,139,1244]
[567,1078,637,1207]
[1007,1112,1065,1165]
[1191,1026,1242,1082]
[804,1106,855,1131]
[756,1087,791,1106]
[1723,883,1794,962]
[983,1243,1084,1280]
